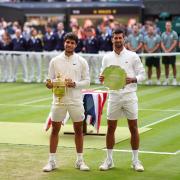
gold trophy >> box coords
[52,73,66,105]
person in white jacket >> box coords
[99,28,146,172]
[43,32,90,172]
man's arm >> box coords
[74,60,90,88]
[167,32,178,52]
[150,42,160,53]
[45,59,55,89]
[99,55,107,83]
[161,34,168,52]
[167,40,177,52]
[127,42,135,51]
[127,36,135,51]
[134,42,143,52]
[133,54,146,83]
[161,41,167,52]
[134,34,143,52]
[144,43,150,53]
[150,35,161,53]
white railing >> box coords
[0,50,180,85]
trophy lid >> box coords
[52,73,65,87]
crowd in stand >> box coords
[0,16,180,85]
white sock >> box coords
[132,150,139,162]
[77,153,83,161]
[49,153,56,162]
[106,149,113,161]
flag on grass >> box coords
[83,90,107,133]
[44,90,107,133]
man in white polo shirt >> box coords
[43,32,90,172]
[99,28,146,172]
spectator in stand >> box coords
[161,21,178,86]
[10,21,21,39]
[127,24,143,54]
[153,23,161,35]
[127,18,137,36]
[12,28,28,82]
[0,31,13,82]
[72,25,84,53]
[141,20,152,37]
[27,27,43,83]
[69,17,79,31]
[54,22,66,52]
[22,22,31,41]
[84,27,98,54]
[37,29,43,40]
[102,16,112,36]
[43,23,56,81]
[83,19,94,30]
[6,22,14,36]
[98,23,112,53]
[144,25,161,85]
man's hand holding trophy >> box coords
[46,73,75,105]
[65,78,76,88]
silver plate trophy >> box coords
[102,65,127,90]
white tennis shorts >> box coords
[51,103,85,122]
[107,92,138,120]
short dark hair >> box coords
[112,28,125,37]
[64,32,78,44]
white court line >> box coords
[141,112,180,129]
[102,113,180,156]
[139,108,180,112]
[102,149,179,155]
[20,97,51,105]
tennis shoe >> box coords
[99,158,114,171]
[43,160,57,172]
[75,160,90,171]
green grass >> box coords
[0,83,180,180]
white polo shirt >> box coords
[101,47,146,94]
[48,51,90,104]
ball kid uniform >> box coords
[161,30,178,65]
[0,40,13,82]
[127,33,143,53]
[27,36,43,82]
[144,33,161,67]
